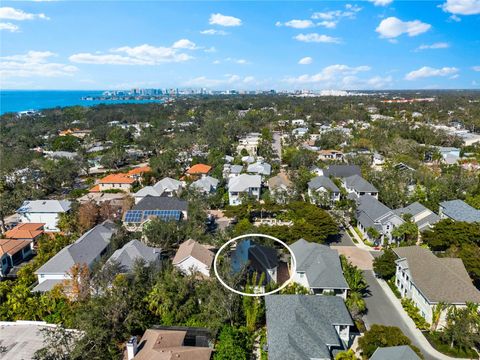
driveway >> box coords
[363,271,456,360]
[332,246,374,270]
[272,131,282,160]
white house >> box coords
[133,177,183,204]
[342,175,378,199]
[393,246,480,327]
[33,221,117,292]
[17,200,72,232]
[228,174,262,206]
[237,133,261,156]
[172,239,214,277]
[290,239,349,299]
[307,176,341,204]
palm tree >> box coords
[431,302,447,332]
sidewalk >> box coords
[375,277,470,360]
[347,225,375,251]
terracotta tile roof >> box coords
[89,184,101,192]
[172,239,214,268]
[0,239,32,257]
[186,164,212,175]
[5,223,44,240]
[99,173,135,184]
[127,166,152,176]
[133,329,212,360]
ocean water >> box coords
[0,90,164,115]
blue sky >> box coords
[0,1,479,90]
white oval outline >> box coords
[213,233,297,297]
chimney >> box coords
[126,336,138,360]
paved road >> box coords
[329,230,355,246]
[272,131,282,160]
[363,271,441,360]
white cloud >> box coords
[415,42,450,51]
[0,7,49,20]
[472,66,480,71]
[441,0,480,15]
[369,0,393,6]
[298,57,313,65]
[276,19,315,29]
[0,50,78,78]
[376,17,431,39]
[367,75,394,88]
[200,29,228,35]
[294,33,341,43]
[69,42,197,65]
[311,4,362,29]
[209,13,242,27]
[317,20,337,28]
[172,39,197,49]
[225,57,250,65]
[184,74,254,88]
[0,22,19,32]
[284,64,371,85]
[405,66,459,80]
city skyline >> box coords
[1,1,479,90]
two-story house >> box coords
[17,200,71,232]
[227,174,262,206]
[342,175,378,199]
[308,176,341,204]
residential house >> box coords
[393,246,480,326]
[33,221,117,292]
[237,132,261,156]
[224,164,243,179]
[5,223,44,243]
[372,153,385,166]
[292,127,308,138]
[318,149,344,162]
[77,192,127,206]
[265,295,354,360]
[227,174,262,206]
[126,166,151,181]
[247,161,272,177]
[439,200,480,223]
[248,243,279,284]
[123,196,188,232]
[126,328,212,360]
[342,175,378,199]
[290,239,349,299]
[370,345,421,360]
[17,200,71,232]
[191,176,219,194]
[172,239,214,277]
[106,239,161,273]
[394,202,440,232]
[97,173,135,192]
[0,239,33,277]
[267,170,293,203]
[186,164,212,179]
[133,177,183,203]
[291,119,306,126]
[308,176,341,203]
[322,165,362,179]
[356,195,404,245]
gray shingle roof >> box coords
[133,196,188,211]
[357,195,392,222]
[230,165,243,174]
[394,202,440,231]
[247,162,272,176]
[152,177,182,194]
[308,176,340,193]
[265,295,353,360]
[228,174,261,192]
[17,200,71,214]
[370,345,421,360]
[191,176,219,193]
[107,240,161,272]
[440,200,480,223]
[323,165,361,178]
[36,221,116,275]
[344,175,378,193]
[393,246,480,303]
[290,239,348,289]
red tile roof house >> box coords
[5,223,45,243]
[0,239,33,277]
[126,166,152,182]
[186,164,212,179]
[96,173,136,192]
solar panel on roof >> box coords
[124,209,182,223]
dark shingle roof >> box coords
[308,176,340,192]
[344,175,378,193]
[133,196,188,211]
[248,243,279,269]
[290,239,348,289]
[265,295,353,360]
[370,345,421,360]
[323,165,361,178]
[393,246,480,303]
[440,200,480,223]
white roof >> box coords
[153,177,182,193]
[191,176,219,193]
[228,174,261,192]
[17,200,71,214]
[134,186,161,197]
